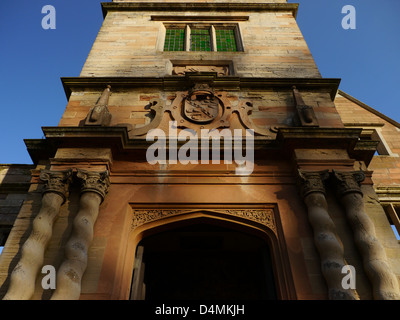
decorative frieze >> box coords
[131,208,276,234]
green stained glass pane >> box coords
[215,29,237,52]
[164,28,185,51]
[190,28,211,51]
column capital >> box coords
[331,170,365,197]
[76,169,110,202]
[297,169,329,198]
[39,169,73,203]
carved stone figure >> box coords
[84,85,112,126]
[292,86,319,127]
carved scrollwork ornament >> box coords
[131,208,277,234]
[331,170,365,197]
[123,82,288,139]
[39,169,73,203]
[76,169,110,202]
[297,169,330,199]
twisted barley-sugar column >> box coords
[51,170,110,300]
[298,169,359,300]
[332,170,400,300]
[3,169,72,300]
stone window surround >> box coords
[157,21,245,53]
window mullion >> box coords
[185,25,191,51]
[210,25,217,52]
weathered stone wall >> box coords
[80,6,320,78]
[0,164,40,297]
[0,165,32,226]
[335,92,400,186]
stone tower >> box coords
[1,0,400,300]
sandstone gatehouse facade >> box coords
[0,0,399,300]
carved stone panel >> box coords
[131,208,277,234]
[125,83,281,139]
[172,65,230,76]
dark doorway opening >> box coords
[130,223,277,300]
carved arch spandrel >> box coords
[131,208,277,235]
[114,205,296,300]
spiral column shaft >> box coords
[51,170,109,300]
[332,170,400,300]
[298,169,359,300]
[3,169,72,300]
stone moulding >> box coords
[101,3,299,19]
[131,207,277,234]
[25,125,375,166]
[60,76,341,100]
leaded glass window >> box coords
[164,28,185,51]
[190,28,211,51]
[163,24,241,52]
[215,28,237,52]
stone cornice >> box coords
[61,76,341,100]
[24,126,375,165]
[101,2,299,18]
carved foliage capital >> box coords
[297,169,329,198]
[76,169,110,202]
[331,170,365,197]
[39,169,73,202]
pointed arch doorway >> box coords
[130,221,278,300]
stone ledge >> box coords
[61,76,341,100]
[24,126,376,166]
[101,2,299,18]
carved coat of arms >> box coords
[183,86,219,123]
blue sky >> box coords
[0,0,399,165]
